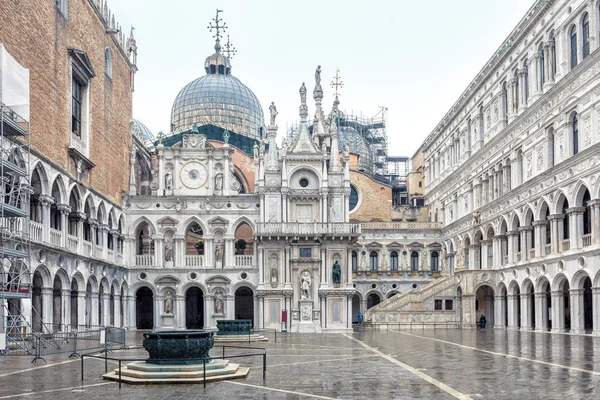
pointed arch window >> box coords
[573,113,579,155]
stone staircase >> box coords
[364,275,458,329]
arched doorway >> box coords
[538,279,552,331]
[475,285,495,327]
[352,294,361,323]
[70,279,78,329]
[235,287,254,323]
[185,287,204,329]
[583,277,593,332]
[561,279,571,330]
[52,275,62,332]
[110,285,115,326]
[136,287,154,329]
[367,293,381,309]
[98,284,104,326]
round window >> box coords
[299,178,309,188]
[139,272,147,280]
[371,284,377,289]
[189,272,198,280]
[412,283,417,289]
[240,272,248,280]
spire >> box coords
[329,95,341,172]
[312,65,326,139]
[267,102,279,171]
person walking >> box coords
[358,312,364,326]
[479,314,487,328]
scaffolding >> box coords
[0,45,32,351]
[337,108,388,175]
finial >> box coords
[269,102,278,127]
[299,83,307,106]
[223,35,237,59]
[207,8,227,51]
[331,68,344,97]
[129,25,135,40]
[315,65,322,87]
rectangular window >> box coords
[299,248,312,258]
[434,300,443,310]
[475,299,480,312]
[331,300,342,322]
[269,300,280,323]
[583,20,590,59]
[72,77,83,137]
[445,300,453,311]
[55,0,68,18]
[351,252,357,271]
[296,204,313,223]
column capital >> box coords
[566,207,586,215]
[517,226,533,232]
[532,220,548,227]
[569,288,585,295]
[57,203,71,215]
[547,214,564,221]
[39,194,55,206]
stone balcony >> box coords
[256,222,361,238]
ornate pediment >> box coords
[157,216,179,228]
[208,216,229,226]
[154,275,181,286]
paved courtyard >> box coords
[1,329,599,399]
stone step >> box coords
[103,366,250,384]
[214,334,268,343]
[115,362,241,379]
[126,359,229,372]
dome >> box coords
[131,119,156,150]
[170,40,265,139]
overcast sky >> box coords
[109,0,534,158]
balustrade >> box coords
[83,240,92,256]
[29,221,43,242]
[582,234,592,247]
[544,244,551,256]
[50,229,62,247]
[185,255,204,267]
[562,239,570,251]
[67,235,78,252]
[234,255,254,267]
[135,254,155,267]
[257,222,361,236]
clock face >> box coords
[180,161,208,189]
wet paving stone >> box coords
[0,329,599,399]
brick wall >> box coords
[349,170,393,222]
[0,0,133,204]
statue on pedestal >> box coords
[215,293,224,314]
[164,240,173,262]
[269,102,278,126]
[300,271,312,299]
[215,241,224,266]
[165,172,173,190]
[332,260,341,284]
[164,291,173,314]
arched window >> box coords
[516,150,524,185]
[583,190,592,235]
[547,128,555,167]
[582,13,590,59]
[570,25,578,69]
[550,33,557,79]
[502,82,508,119]
[562,199,570,240]
[411,251,419,271]
[523,59,529,104]
[431,251,439,272]
[351,251,357,272]
[573,113,579,155]
[390,251,399,271]
[369,251,378,271]
[349,185,359,212]
[104,48,113,79]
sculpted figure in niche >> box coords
[165,172,173,190]
[215,241,224,263]
[270,257,278,284]
[332,260,341,284]
[215,293,224,314]
[300,271,312,299]
[215,171,223,190]
[164,291,173,314]
[164,239,173,262]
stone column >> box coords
[113,294,121,328]
[590,200,600,244]
[57,204,70,248]
[534,292,547,331]
[492,236,502,268]
[592,287,600,335]
[258,297,264,329]
[480,240,489,270]
[258,248,265,287]
[494,295,506,329]
[548,214,561,254]
[90,291,99,327]
[551,290,564,333]
[40,195,53,243]
[530,54,541,100]
[61,289,71,332]
[507,231,517,264]
[567,207,585,250]
[77,292,86,329]
[507,294,518,329]
[520,292,532,330]
[41,287,53,332]
[570,288,584,334]
[532,220,545,258]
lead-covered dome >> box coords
[170,40,265,139]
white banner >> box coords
[0,44,30,121]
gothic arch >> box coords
[552,189,570,215]
[231,280,256,294]
[535,199,551,221]
[68,185,83,212]
[33,264,52,288]
[99,277,110,293]
[535,275,551,292]
[53,267,70,289]
[82,194,96,219]
[107,208,118,229]
[30,162,50,195]
[230,216,256,235]
[49,175,67,204]
[97,202,107,225]
[508,280,520,296]
[572,270,592,289]
[86,275,99,293]
[121,280,130,297]
[496,281,508,295]
[573,180,592,207]
[177,216,207,236]
[128,216,157,236]
[130,281,157,296]
[521,278,534,293]
[71,271,86,291]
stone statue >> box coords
[271,266,278,284]
[300,82,307,104]
[269,101,278,126]
[300,271,311,299]
[332,260,341,284]
[441,245,448,272]
[215,171,223,190]
[215,241,224,263]
[164,239,173,262]
[165,172,173,190]
[315,65,321,86]
[473,211,481,225]
[301,305,311,321]
[343,143,350,157]
[215,294,223,314]
[253,143,259,160]
[223,130,230,144]
[359,251,368,270]
[164,291,173,314]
